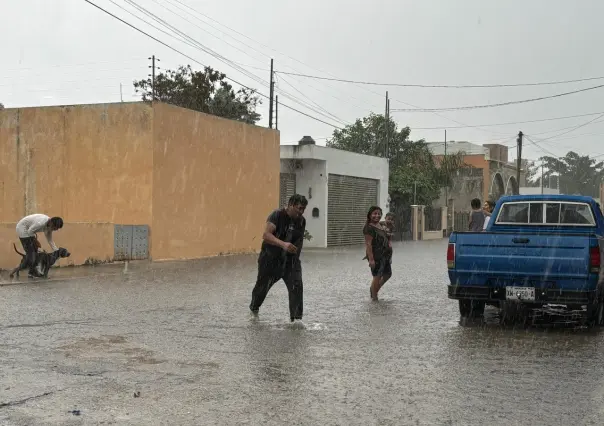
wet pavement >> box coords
[1,239,604,425]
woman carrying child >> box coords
[363,206,393,301]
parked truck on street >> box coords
[447,194,604,326]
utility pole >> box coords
[516,131,523,194]
[541,163,544,194]
[384,91,389,158]
[444,129,448,207]
[120,83,123,102]
[275,95,279,130]
[414,181,418,205]
[148,55,160,101]
[269,59,274,129]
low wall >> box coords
[423,231,444,241]
[0,222,114,270]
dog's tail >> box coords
[13,243,25,257]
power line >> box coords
[123,0,345,127]
[275,73,349,126]
[83,0,342,129]
[519,113,604,160]
[391,84,604,112]
[275,70,604,89]
[166,0,382,111]
[146,0,267,69]
[2,59,145,72]
[165,0,491,131]
[410,111,604,130]
[121,0,267,88]
[527,112,604,144]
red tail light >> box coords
[447,243,456,269]
[590,246,600,273]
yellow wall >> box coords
[150,103,280,260]
[0,102,280,266]
[0,222,114,270]
[0,103,154,224]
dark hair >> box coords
[366,206,383,223]
[385,212,395,219]
[486,200,495,210]
[49,217,64,229]
[288,194,308,207]
[471,198,481,209]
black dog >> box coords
[9,244,71,279]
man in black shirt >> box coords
[250,194,308,324]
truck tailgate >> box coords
[452,232,596,291]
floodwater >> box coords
[1,239,604,425]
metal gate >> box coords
[327,174,379,246]
[279,173,296,208]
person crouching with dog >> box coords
[15,214,63,278]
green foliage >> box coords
[539,151,604,197]
[326,113,468,207]
[524,161,541,187]
[134,65,261,124]
[304,230,312,241]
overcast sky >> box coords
[2,0,604,163]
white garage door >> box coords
[327,174,379,246]
[279,173,296,208]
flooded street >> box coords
[1,239,604,425]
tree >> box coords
[524,160,541,187]
[326,113,467,209]
[0,102,4,110]
[539,151,604,197]
[134,65,261,124]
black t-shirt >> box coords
[261,209,306,259]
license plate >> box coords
[505,286,535,301]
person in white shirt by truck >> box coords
[15,214,64,278]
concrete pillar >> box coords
[411,205,418,241]
[411,205,425,241]
[441,207,448,238]
[447,200,455,234]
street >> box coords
[1,239,604,425]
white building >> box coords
[280,137,389,248]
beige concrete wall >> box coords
[0,103,154,224]
[0,222,114,270]
[150,103,280,261]
[1,102,280,265]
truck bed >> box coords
[451,231,597,291]
[448,231,601,305]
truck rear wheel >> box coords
[459,300,485,318]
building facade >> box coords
[280,137,389,248]
[429,141,524,209]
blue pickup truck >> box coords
[447,194,604,325]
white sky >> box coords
[2,0,604,163]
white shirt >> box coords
[483,215,491,230]
[16,214,58,251]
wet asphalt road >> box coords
[1,239,604,425]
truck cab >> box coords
[447,194,604,324]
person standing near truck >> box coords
[482,200,495,230]
[468,198,485,232]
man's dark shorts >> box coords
[370,257,392,277]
